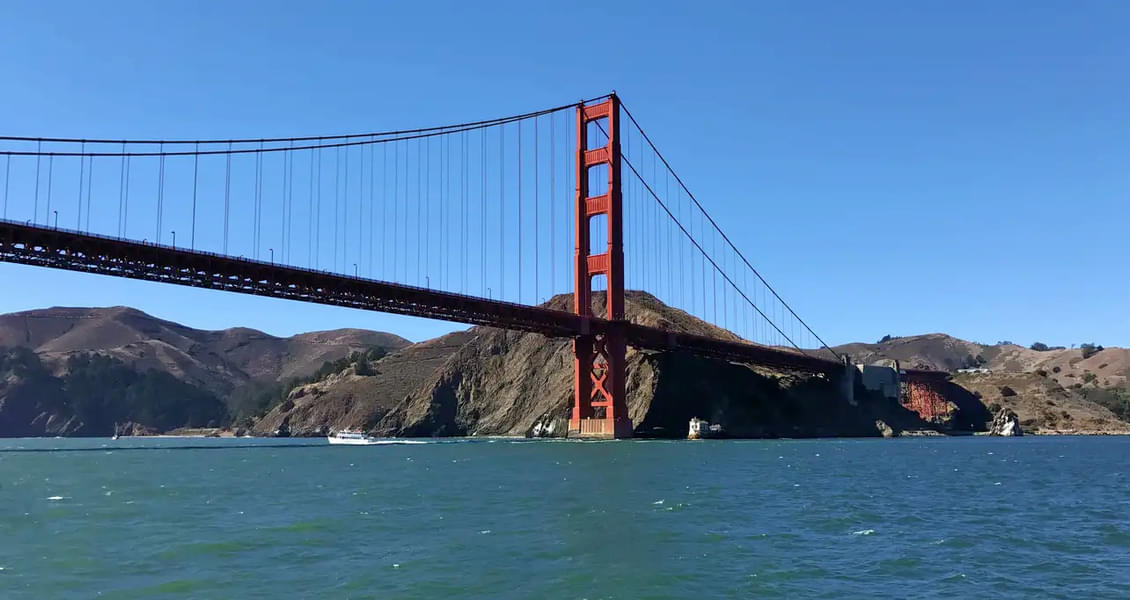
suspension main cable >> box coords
[0,95,612,146]
[621,155,807,354]
[616,100,837,358]
[0,105,588,159]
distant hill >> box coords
[1,304,1126,438]
[832,333,1130,433]
[832,333,1128,386]
[0,306,410,396]
[0,307,409,436]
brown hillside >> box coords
[953,372,1130,434]
[0,307,410,396]
[833,334,1129,388]
[254,292,928,438]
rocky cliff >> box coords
[253,292,931,438]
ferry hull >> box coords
[327,435,381,445]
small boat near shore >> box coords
[327,430,381,445]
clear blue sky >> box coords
[0,1,1126,347]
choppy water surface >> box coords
[1,436,1128,598]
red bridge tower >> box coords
[570,94,632,438]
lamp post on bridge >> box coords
[269,248,274,263]
[425,275,430,289]
[171,230,175,248]
[52,211,58,229]
[353,263,358,278]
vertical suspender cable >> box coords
[2,154,9,220]
[336,147,343,271]
[116,146,125,236]
[517,120,523,304]
[191,143,199,249]
[480,128,486,296]
[462,131,468,294]
[77,142,85,228]
[34,141,41,224]
[393,140,400,282]
[316,148,322,269]
[254,142,263,258]
[224,143,231,254]
[124,154,131,238]
[550,113,555,295]
[355,145,361,272]
[425,137,431,282]
[289,144,296,263]
[439,137,445,288]
[85,152,94,232]
[417,139,422,285]
[369,137,375,276]
[700,209,706,322]
[499,124,504,300]
[382,143,388,277]
[341,146,345,272]
[282,147,290,262]
[534,117,540,302]
[308,147,315,268]
[348,146,357,273]
[46,155,53,227]
[651,154,658,299]
[403,140,409,283]
[665,170,671,303]
[157,142,165,242]
[45,154,53,228]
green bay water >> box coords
[1,436,1129,598]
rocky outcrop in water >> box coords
[988,408,1023,436]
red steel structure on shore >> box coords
[571,95,631,438]
[900,371,952,422]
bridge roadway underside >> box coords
[0,220,843,374]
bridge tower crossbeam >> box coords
[570,94,632,438]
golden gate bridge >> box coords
[0,93,945,437]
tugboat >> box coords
[327,430,381,445]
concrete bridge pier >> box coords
[840,356,859,407]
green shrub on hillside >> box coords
[233,346,390,419]
[1081,343,1104,359]
[64,353,228,432]
[1081,387,1130,423]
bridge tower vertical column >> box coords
[570,94,632,439]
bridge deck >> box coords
[0,219,845,374]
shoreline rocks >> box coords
[988,408,1023,436]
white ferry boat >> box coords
[327,430,381,445]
